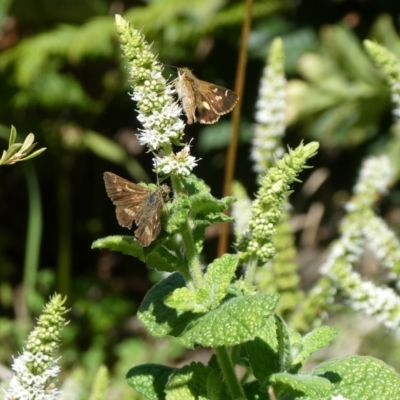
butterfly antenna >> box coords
[162,63,178,70]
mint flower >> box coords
[115,15,184,151]
[114,15,197,177]
[345,155,392,212]
[4,294,68,400]
[320,156,400,333]
[345,156,400,277]
[364,215,400,279]
[325,227,400,333]
[153,145,199,176]
[250,38,286,173]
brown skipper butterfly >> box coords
[103,172,170,246]
[174,67,239,124]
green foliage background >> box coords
[2,0,400,396]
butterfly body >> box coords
[174,68,239,124]
[103,172,170,246]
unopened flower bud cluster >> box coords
[237,142,319,264]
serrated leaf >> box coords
[270,372,332,398]
[138,273,198,338]
[191,192,235,223]
[206,368,231,400]
[313,355,400,399]
[91,236,185,273]
[292,326,338,366]
[246,316,280,384]
[92,235,146,256]
[164,176,235,259]
[180,175,235,225]
[202,254,238,305]
[179,175,210,195]
[178,294,279,348]
[165,362,212,400]
[165,254,238,313]
[165,194,191,234]
[165,287,207,313]
[126,364,176,400]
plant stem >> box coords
[244,257,258,287]
[169,172,203,289]
[180,217,203,289]
[57,168,71,296]
[22,164,42,316]
[215,346,247,400]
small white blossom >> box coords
[349,155,392,203]
[320,155,400,333]
[153,146,199,176]
[231,182,253,240]
[363,215,400,274]
[322,229,400,334]
[4,351,61,400]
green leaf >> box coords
[165,254,238,313]
[19,132,35,153]
[206,368,231,400]
[292,326,338,366]
[165,175,235,257]
[270,372,332,398]
[313,355,400,399]
[126,364,176,400]
[91,236,185,273]
[165,194,191,235]
[191,192,235,223]
[245,316,280,384]
[178,294,279,348]
[3,143,23,161]
[242,380,264,400]
[180,175,235,225]
[165,287,207,313]
[138,273,197,338]
[202,254,238,304]
[9,125,16,147]
[275,314,292,372]
[165,362,212,400]
[21,147,47,161]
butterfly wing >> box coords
[134,189,165,246]
[103,172,150,229]
[195,82,239,124]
